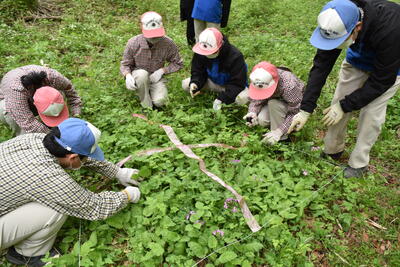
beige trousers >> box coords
[0,202,67,257]
[182,77,249,105]
[193,19,221,43]
[0,99,25,136]
[324,60,400,168]
[130,69,168,108]
[257,99,289,139]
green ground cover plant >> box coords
[1,0,399,266]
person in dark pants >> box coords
[180,0,231,45]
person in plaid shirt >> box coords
[120,11,183,109]
[243,62,304,145]
[0,65,82,136]
[0,118,141,267]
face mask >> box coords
[65,159,82,170]
[206,52,219,59]
[146,37,162,44]
[66,163,81,171]
[337,36,355,50]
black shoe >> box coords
[320,151,343,160]
[6,247,60,267]
[279,137,292,144]
[344,166,368,178]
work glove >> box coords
[262,129,283,145]
[149,68,165,83]
[322,102,344,127]
[243,112,258,127]
[122,186,141,203]
[287,110,310,133]
[189,83,201,98]
[213,99,222,111]
[116,167,140,186]
[125,73,136,90]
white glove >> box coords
[123,186,141,203]
[149,68,165,83]
[189,83,200,98]
[213,99,222,111]
[262,129,283,145]
[243,112,258,127]
[125,73,136,90]
[322,102,344,126]
[116,168,140,186]
[287,110,310,133]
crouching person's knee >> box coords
[235,88,249,105]
[182,78,191,92]
[134,69,150,86]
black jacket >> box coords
[180,0,231,46]
[301,0,400,113]
[190,37,247,104]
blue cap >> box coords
[55,118,105,161]
[310,0,359,50]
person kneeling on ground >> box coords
[0,118,141,267]
[120,11,183,109]
[0,65,82,136]
[243,62,304,145]
[182,27,249,111]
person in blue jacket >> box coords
[182,28,249,110]
[182,0,232,43]
[288,0,400,178]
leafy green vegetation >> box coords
[1,0,399,266]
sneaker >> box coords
[320,151,343,160]
[344,166,368,178]
[6,247,60,267]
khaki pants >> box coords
[129,69,168,108]
[0,202,67,257]
[182,77,249,105]
[193,19,221,43]
[0,99,25,136]
[324,60,400,168]
[257,99,289,139]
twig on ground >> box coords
[366,218,387,230]
[333,251,350,265]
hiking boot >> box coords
[320,151,343,160]
[6,247,60,267]
[344,166,368,178]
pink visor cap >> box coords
[141,11,165,38]
[192,28,223,56]
[249,61,279,100]
[33,86,69,127]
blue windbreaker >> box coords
[191,0,222,23]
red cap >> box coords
[141,11,166,38]
[33,86,69,127]
[248,62,279,100]
[192,28,223,56]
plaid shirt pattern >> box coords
[248,69,304,134]
[0,134,128,220]
[120,34,183,76]
[0,65,82,133]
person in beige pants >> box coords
[120,12,183,109]
[288,0,400,178]
[323,61,400,170]
[0,118,141,266]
